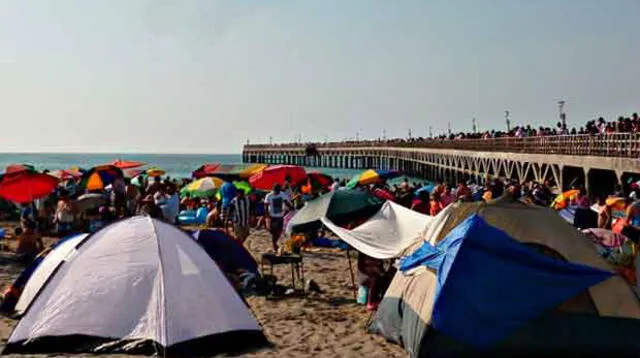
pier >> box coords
[243,134,640,197]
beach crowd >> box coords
[2,160,639,311]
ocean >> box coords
[0,153,428,184]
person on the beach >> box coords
[54,190,75,236]
[429,193,443,216]
[112,175,127,217]
[330,178,340,192]
[137,195,163,219]
[125,178,140,216]
[163,183,180,224]
[146,176,163,196]
[15,220,44,263]
[357,252,394,311]
[264,184,291,252]
[228,189,251,243]
[411,190,430,215]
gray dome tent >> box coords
[4,216,269,356]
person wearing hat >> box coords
[137,195,163,219]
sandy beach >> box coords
[0,224,405,358]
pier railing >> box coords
[244,133,640,158]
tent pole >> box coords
[346,249,357,300]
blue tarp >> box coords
[399,215,613,348]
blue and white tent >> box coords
[370,200,640,357]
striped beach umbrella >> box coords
[180,177,225,198]
[79,165,124,191]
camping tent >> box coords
[4,217,269,356]
[321,201,434,259]
[0,233,88,315]
[369,196,640,357]
[14,233,88,315]
[190,229,259,275]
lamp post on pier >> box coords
[505,110,511,132]
[558,100,566,128]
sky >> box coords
[0,0,638,154]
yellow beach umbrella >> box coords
[146,167,166,177]
[239,163,268,179]
[180,177,224,198]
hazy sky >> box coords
[0,0,638,154]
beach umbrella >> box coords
[110,159,145,169]
[346,169,401,189]
[551,189,580,210]
[239,164,268,179]
[372,187,396,202]
[191,163,221,179]
[214,181,253,201]
[76,193,108,212]
[307,172,333,187]
[0,172,59,204]
[146,167,165,177]
[249,165,307,191]
[124,169,143,178]
[4,164,36,175]
[180,177,224,198]
[287,189,384,233]
[233,181,252,194]
[79,165,124,191]
[49,169,82,181]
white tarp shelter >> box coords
[4,216,268,356]
[322,201,434,259]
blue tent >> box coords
[191,229,259,275]
[398,214,613,348]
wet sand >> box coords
[0,224,405,358]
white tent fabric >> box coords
[321,201,434,259]
[7,216,264,353]
[15,233,88,315]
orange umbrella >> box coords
[111,159,146,169]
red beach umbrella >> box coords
[0,172,60,204]
[192,163,221,179]
[307,172,333,187]
[5,164,35,175]
[50,169,82,181]
[111,159,146,169]
[249,165,307,191]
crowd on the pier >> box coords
[255,112,640,149]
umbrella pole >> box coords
[346,248,357,300]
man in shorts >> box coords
[264,184,291,252]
